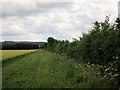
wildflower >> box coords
[86,64,90,67]
[113,74,119,77]
[104,68,109,72]
[97,64,99,67]
[88,62,90,65]
[116,56,118,59]
[115,69,117,71]
[97,72,100,75]
[75,66,77,68]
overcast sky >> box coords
[0,0,119,42]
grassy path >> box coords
[2,50,110,88]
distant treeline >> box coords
[1,41,46,50]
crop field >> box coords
[2,50,36,60]
[2,50,113,88]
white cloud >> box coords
[1,0,119,42]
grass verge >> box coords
[2,50,116,88]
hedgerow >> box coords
[44,17,120,87]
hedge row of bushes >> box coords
[45,17,120,64]
[44,17,120,87]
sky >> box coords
[0,0,119,42]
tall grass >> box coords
[2,50,116,88]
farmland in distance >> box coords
[2,50,36,60]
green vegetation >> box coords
[2,17,120,88]
[1,41,45,50]
[2,50,36,59]
[44,17,120,88]
[2,50,115,88]
[45,17,120,64]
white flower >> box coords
[75,66,77,68]
[113,74,119,77]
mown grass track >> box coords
[2,50,113,88]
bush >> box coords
[44,17,120,88]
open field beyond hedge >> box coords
[1,50,36,60]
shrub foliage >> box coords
[44,17,120,87]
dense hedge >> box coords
[44,17,120,87]
[45,17,120,65]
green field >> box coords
[2,50,113,88]
[2,50,36,59]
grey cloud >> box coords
[1,0,118,42]
[1,2,73,18]
[2,31,20,36]
[24,22,72,40]
[37,2,72,9]
[2,27,25,36]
